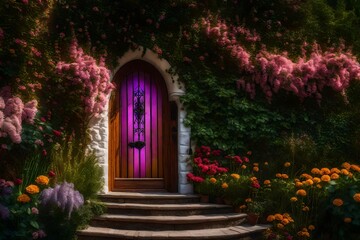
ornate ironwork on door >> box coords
[128,87,145,150]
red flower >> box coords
[14,178,23,185]
[247,151,252,155]
[42,149,47,156]
[48,170,56,177]
[40,117,46,122]
[52,130,62,137]
[212,150,221,156]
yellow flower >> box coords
[230,174,240,180]
[311,168,321,175]
[330,168,341,174]
[35,175,49,185]
[353,193,360,202]
[330,173,339,180]
[312,177,321,184]
[26,185,40,195]
[253,167,259,172]
[17,193,31,203]
[333,198,344,207]
[305,179,314,186]
[281,174,289,179]
[274,214,283,221]
[277,223,284,229]
[241,165,247,169]
[320,168,331,175]
[344,217,352,223]
[245,198,252,203]
[320,175,331,182]
[341,169,349,175]
[342,162,351,170]
[308,225,315,231]
[290,197,298,202]
[284,162,291,167]
[264,180,271,185]
[281,218,290,225]
[209,177,217,183]
[296,189,307,197]
[266,215,275,222]
[302,206,310,212]
[221,183,228,189]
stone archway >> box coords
[88,48,193,194]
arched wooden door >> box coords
[109,60,178,192]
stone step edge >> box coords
[99,192,200,199]
[104,202,233,210]
[94,213,247,224]
[78,225,268,239]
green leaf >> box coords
[30,220,39,229]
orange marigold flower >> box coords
[353,193,360,202]
[253,163,259,167]
[209,178,217,183]
[245,198,252,203]
[17,193,31,203]
[330,173,340,180]
[350,165,360,172]
[290,197,298,202]
[295,182,303,188]
[308,225,315,231]
[302,206,310,211]
[316,184,322,189]
[35,175,49,185]
[281,174,289,179]
[284,162,291,167]
[313,177,321,184]
[296,189,307,197]
[333,198,344,207]
[320,168,331,175]
[300,173,313,180]
[250,177,257,181]
[276,173,282,178]
[321,175,331,182]
[311,168,321,175]
[26,185,39,194]
[330,168,341,174]
[274,214,283,221]
[344,217,352,223]
[253,167,259,172]
[267,215,275,222]
[240,205,247,209]
[221,183,228,189]
[305,179,314,185]
[264,180,271,185]
[230,174,240,180]
[341,169,349,175]
[241,165,247,169]
[277,223,284,229]
[294,178,300,182]
[342,162,351,170]
[281,218,290,225]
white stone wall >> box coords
[88,48,193,194]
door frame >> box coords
[108,60,178,192]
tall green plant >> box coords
[50,142,104,200]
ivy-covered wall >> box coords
[1,0,360,177]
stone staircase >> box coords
[77,192,267,240]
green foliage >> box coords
[20,155,50,193]
[50,142,104,200]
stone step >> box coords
[99,192,200,204]
[77,225,267,240]
[104,202,234,216]
[91,213,247,231]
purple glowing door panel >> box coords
[120,70,162,178]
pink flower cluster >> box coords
[56,40,115,117]
[201,17,360,101]
[0,87,38,143]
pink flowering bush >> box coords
[201,16,360,102]
[0,87,37,144]
[55,40,114,118]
